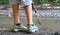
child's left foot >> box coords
[27,24,38,33]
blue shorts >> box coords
[9,0,32,6]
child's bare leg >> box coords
[24,5,38,32]
[24,5,33,24]
[12,3,27,32]
[12,3,20,24]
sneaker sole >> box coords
[27,28,38,33]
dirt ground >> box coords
[0,10,60,35]
[0,17,60,35]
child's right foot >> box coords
[12,23,27,32]
[27,24,38,33]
